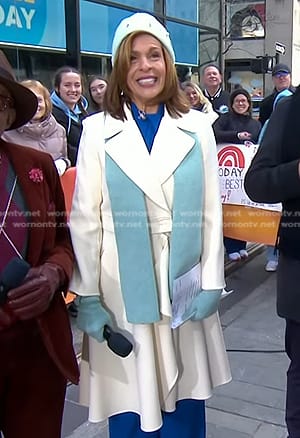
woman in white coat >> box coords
[69,12,231,438]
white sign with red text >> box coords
[217,143,281,212]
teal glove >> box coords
[76,296,112,343]
[182,290,222,322]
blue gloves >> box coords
[76,296,112,343]
[182,289,222,321]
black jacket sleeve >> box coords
[258,93,275,126]
[213,114,239,143]
[244,99,300,203]
[249,119,262,143]
[52,107,83,166]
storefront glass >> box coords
[1,0,222,92]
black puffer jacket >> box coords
[259,86,295,126]
[51,91,89,166]
[213,111,261,144]
[52,106,84,166]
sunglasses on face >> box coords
[273,72,289,78]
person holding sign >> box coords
[213,88,261,261]
[69,12,231,438]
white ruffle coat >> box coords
[69,106,231,432]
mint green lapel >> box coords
[105,133,203,324]
[105,155,160,324]
[169,132,203,293]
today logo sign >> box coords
[0,0,46,45]
[0,0,65,49]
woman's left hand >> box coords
[54,158,68,176]
[6,263,64,320]
[182,289,222,321]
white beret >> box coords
[111,13,175,65]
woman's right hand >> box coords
[76,296,112,343]
[238,131,252,141]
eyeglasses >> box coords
[273,72,289,78]
[0,94,14,112]
[234,99,248,104]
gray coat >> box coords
[2,114,70,164]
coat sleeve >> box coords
[52,107,67,131]
[41,154,74,290]
[244,99,300,203]
[57,122,71,167]
[213,114,239,143]
[250,119,262,143]
[197,118,225,291]
[258,95,273,126]
[69,116,103,296]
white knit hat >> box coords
[111,13,175,65]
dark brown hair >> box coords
[53,66,88,116]
[53,66,81,89]
[230,88,252,114]
[88,75,108,110]
[103,31,189,120]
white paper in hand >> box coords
[171,262,201,329]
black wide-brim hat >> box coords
[0,51,37,130]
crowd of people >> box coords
[0,9,298,438]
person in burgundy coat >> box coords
[0,51,79,438]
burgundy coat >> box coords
[0,139,79,384]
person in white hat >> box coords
[69,12,231,438]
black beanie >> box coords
[229,88,252,112]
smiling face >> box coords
[202,66,222,90]
[232,93,250,115]
[56,72,82,110]
[126,33,166,113]
[89,78,107,108]
[184,86,199,107]
[272,72,291,92]
[30,88,46,121]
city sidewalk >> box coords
[207,251,287,437]
[63,251,288,438]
